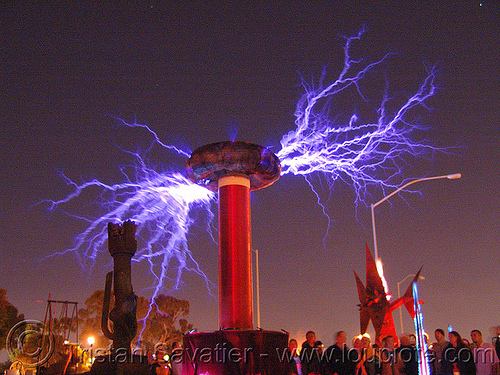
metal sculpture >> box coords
[354,245,422,346]
[102,221,138,352]
[90,221,150,375]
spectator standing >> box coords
[409,334,417,348]
[302,331,318,375]
[313,341,327,375]
[352,336,362,356]
[493,327,500,363]
[356,335,381,375]
[380,336,399,375]
[430,329,450,375]
[470,330,498,375]
[442,331,476,375]
[325,331,356,375]
[397,335,418,375]
[288,338,303,375]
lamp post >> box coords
[253,248,261,328]
[370,173,461,260]
[397,274,425,334]
[87,336,95,364]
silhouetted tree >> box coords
[79,290,193,350]
[0,289,24,350]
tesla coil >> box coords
[184,141,289,374]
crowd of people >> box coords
[287,329,500,375]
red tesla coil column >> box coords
[185,141,288,375]
[218,175,253,330]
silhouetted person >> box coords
[381,336,398,375]
[356,335,381,375]
[325,331,355,375]
[470,330,498,375]
[429,329,450,375]
[396,335,417,375]
[287,338,303,375]
[302,331,318,375]
[442,331,476,375]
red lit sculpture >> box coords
[354,245,422,346]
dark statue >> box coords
[88,221,150,375]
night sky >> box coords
[1,1,499,348]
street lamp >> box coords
[252,248,261,328]
[87,336,95,364]
[397,274,425,334]
[370,173,461,260]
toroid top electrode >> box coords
[186,141,281,191]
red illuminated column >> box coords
[218,175,253,330]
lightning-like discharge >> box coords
[45,159,216,289]
[45,29,441,331]
[277,29,438,204]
